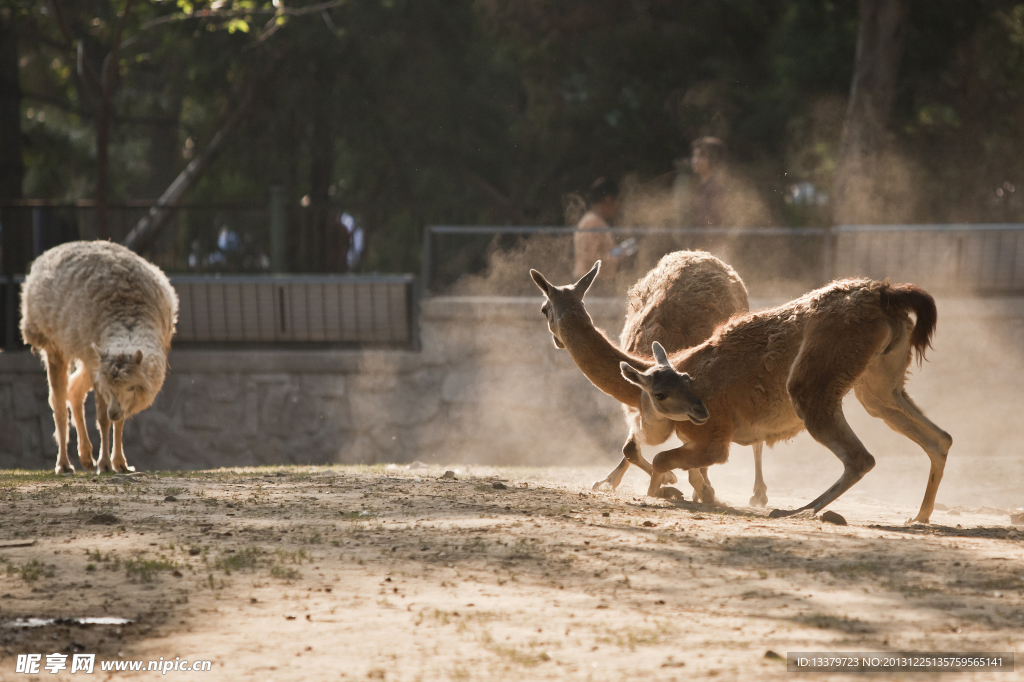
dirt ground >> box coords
[0,463,1020,681]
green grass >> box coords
[214,547,262,574]
[5,559,55,582]
[124,558,177,582]
[270,565,300,581]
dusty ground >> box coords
[0,463,1020,681]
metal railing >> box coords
[833,224,1024,295]
[173,274,416,347]
[421,223,1024,299]
[1,274,417,351]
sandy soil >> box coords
[0,464,1020,681]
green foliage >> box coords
[10,0,1024,269]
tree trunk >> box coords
[94,82,111,240]
[832,0,912,224]
[0,9,26,349]
[308,105,334,272]
[93,0,135,241]
[0,9,27,271]
[0,10,23,205]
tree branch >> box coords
[123,87,255,253]
[139,0,347,31]
[47,0,103,93]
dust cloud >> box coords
[419,166,1022,516]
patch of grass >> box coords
[829,562,882,579]
[270,565,300,581]
[795,614,875,634]
[164,487,185,496]
[214,546,262,574]
[5,559,55,582]
[597,621,675,650]
[275,548,310,564]
[124,558,177,582]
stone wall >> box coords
[2,296,1023,488]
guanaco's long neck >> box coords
[558,309,652,409]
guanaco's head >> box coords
[91,345,160,422]
[619,341,709,425]
[530,262,599,349]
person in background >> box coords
[574,177,622,279]
[690,136,727,227]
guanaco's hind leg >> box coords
[769,317,887,518]
[67,362,95,472]
[749,442,768,507]
[854,379,951,523]
[43,350,72,475]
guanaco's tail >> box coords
[879,281,937,363]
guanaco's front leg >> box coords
[649,438,730,499]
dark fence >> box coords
[173,275,415,347]
[1,274,417,351]
[422,224,1024,300]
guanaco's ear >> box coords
[572,261,600,295]
[530,269,552,295]
[652,341,671,368]
[620,361,650,388]
[132,350,144,365]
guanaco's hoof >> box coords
[749,492,768,507]
[113,464,136,474]
[592,480,614,492]
[55,464,74,476]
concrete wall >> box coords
[2,296,1023,508]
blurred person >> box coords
[326,211,351,271]
[690,136,727,227]
[343,213,364,270]
[574,177,623,278]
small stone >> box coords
[657,487,684,500]
[188,548,201,556]
[164,495,178,502]
[172,570,183,578]
[440,471,456,480]
[820,511,847,525]
[602,512,610,517]
[642,520,655,527]
[87,514,120,525]
[492,481,507,490]
[764,650,784,661]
